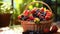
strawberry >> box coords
[24,10,30,16]
[45,16,51,20]
[45,10,52,20]
[43,28,50,33]
[18,15,21,19]
[51,25,58,33]
[46,12,52,16]
[46,9,50,12]
[29,15,34,20]
[37,12,40,16]
[46,10,52,15]
[40,7,44,12]
[31,7,37,14]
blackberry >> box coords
[36,9,40,14]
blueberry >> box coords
[33,13,39,18]
[40,14,44,16]
[36,9,40,14]
[21,15,24,20]
[44,12,46,15]
[21,15,24,17]
[39,17,44,21]
[43,12,46,16]
[22,16,28,20]
[33,13,37,17]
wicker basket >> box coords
[19,1,53,32]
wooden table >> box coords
[53,32,60,34]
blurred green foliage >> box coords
[19,0,43,14]
[19,0,34,14]
[13,0,43,19]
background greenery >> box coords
[0,0,60,21]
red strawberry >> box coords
[51,25,58,33]
[24,10,30,16]
[40,7,44,12]
[46,10,52,15]
[45,16,51,20]
[18,15,21,19]
[29,16,34,20]
[46,10,50,12]
[46,12,52,16]
[45,10,52,20]
[43,28,50,33]
[27,19,30,21]
[31,7,37,14]
[37,12,40,16]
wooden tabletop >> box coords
[53,32,60,34]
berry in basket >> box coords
[31,7,37,14]
[18,7,53,23]
[23,10,30,16]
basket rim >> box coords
[18,18,53,24]
[23,1,54,17]
[24,1,52,12]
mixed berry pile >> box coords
[18,7,53,23]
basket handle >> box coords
[25,1,52,12]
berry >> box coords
[36,9,40,14]
[18,15,21,19]
[31,7,37,14]
[29,15,34,20]
[40,7,44,12]
[33,13,38,17]
[24,10,30,16]
[51,25,58,33]
[46,10,52,16]
[40,18,43,21]
[40,14,44,16]
[43,12,46,16]
[20,15,24,20]
[39,14,45,19]
[45,16,51,20]
[37,12,40,16]
[46,12,52,17]
[46,10,50,13]
[22,16,28,20]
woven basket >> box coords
[19,1,53,32]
